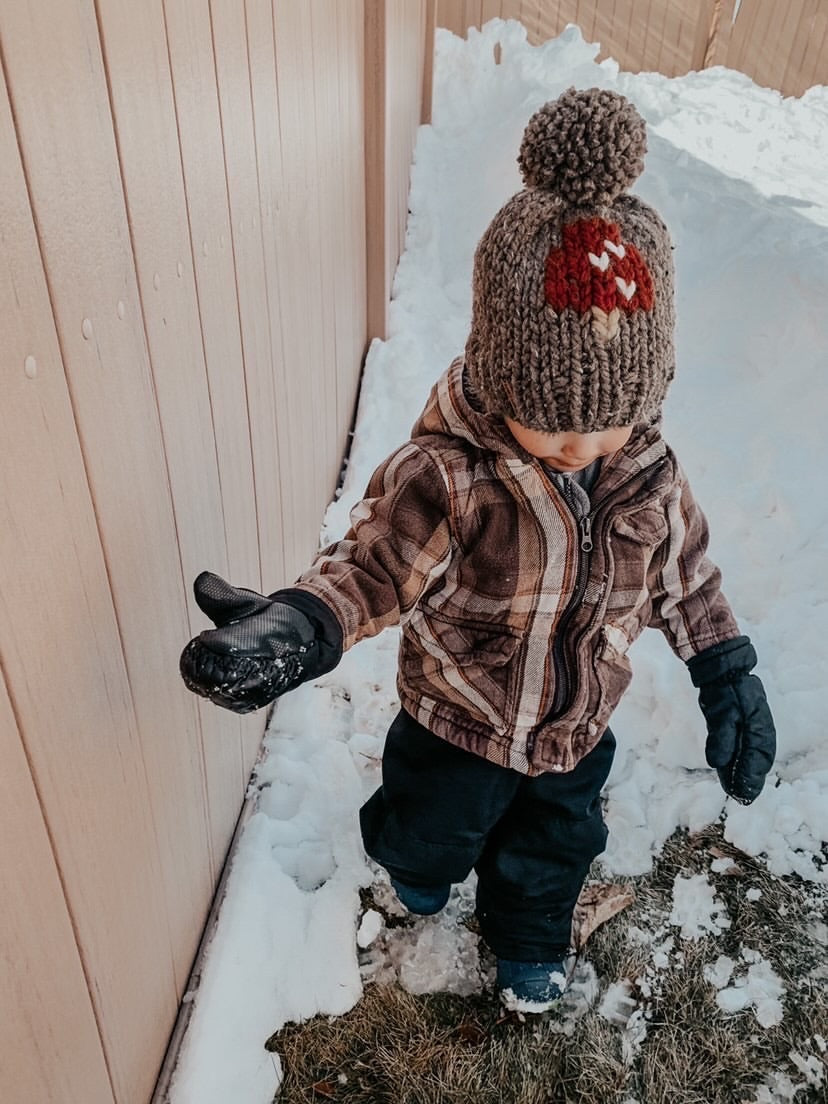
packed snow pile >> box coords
[170,19,828,1104]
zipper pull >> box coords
[580,515,594,552]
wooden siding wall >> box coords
[366,0,434,339]
[438,0,828,96]
[0,3,427,1103]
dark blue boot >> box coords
[496,957,568,1012]
[390,878,450,916]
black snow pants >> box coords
[359,707,616,961]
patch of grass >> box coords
[270,986,628,1104]
[267,825,828,1104]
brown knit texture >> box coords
[465,87,676,434]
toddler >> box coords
[181,88,776,1013]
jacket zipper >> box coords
[548,504,594,719]
[526,481,594,758]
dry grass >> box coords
[267,825,828,1104]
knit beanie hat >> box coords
[465,87,676,433]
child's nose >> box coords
[562,447,593,463]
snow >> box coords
[355,909,383,949]
[598,981,649,1063]
[168,19,828,1103]
[669,873,731,939]
[707,948,786,1029]
[704,954,737,990]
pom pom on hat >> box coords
[464,86,676,435]
[518,87,647,209]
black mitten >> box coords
[686,635,776,805]
[179,572,341,714]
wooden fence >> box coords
[438,0,828,96]
[0,2,430,1101]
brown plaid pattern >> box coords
[293,358,739,776]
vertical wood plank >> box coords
[365,0,388,341]
[608,0,636,67]
[592,1,621,62]
[308,0,342,505]
[94,0,247,885]
[349,0,369,413]
[756,0,801,92]
[481,0,504,28]
[423,0,437,124]
[438,0,468,36]
[393,0,407,267]
[797,4,828,91]
[519,0,542,42]
[310,0,366,490]
[538,2,572,44]
[241,0,305,589]
[725,0,760,72]
[622,0,654,71]
[0,50,180,1102]
[0,672,114,1104]
[638,0,661,70]
[574,0,599,42]
[798,6,828,91]
[334,0,368,448]
[269,0,330,562]
[656,1,685,74]
[208,0,293,580]
[731,0,772,82]
[779,0,819,93]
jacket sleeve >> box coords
[647,462,741,661]
[287,441,454,652]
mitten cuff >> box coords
[687,634,756,688]
[272,587,344,676]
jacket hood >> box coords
[411,356,668,484]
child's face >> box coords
[504,417,633,473]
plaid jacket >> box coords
[293,357,740,776]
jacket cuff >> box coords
[686,634,756,688]
[270,587,344,676]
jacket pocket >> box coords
[613,506,669,547]
[604,506,668,633]
[581,623,635,739]
[420,609,522,668]
[399,609,524,733]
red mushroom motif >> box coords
[545,217,654,340]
